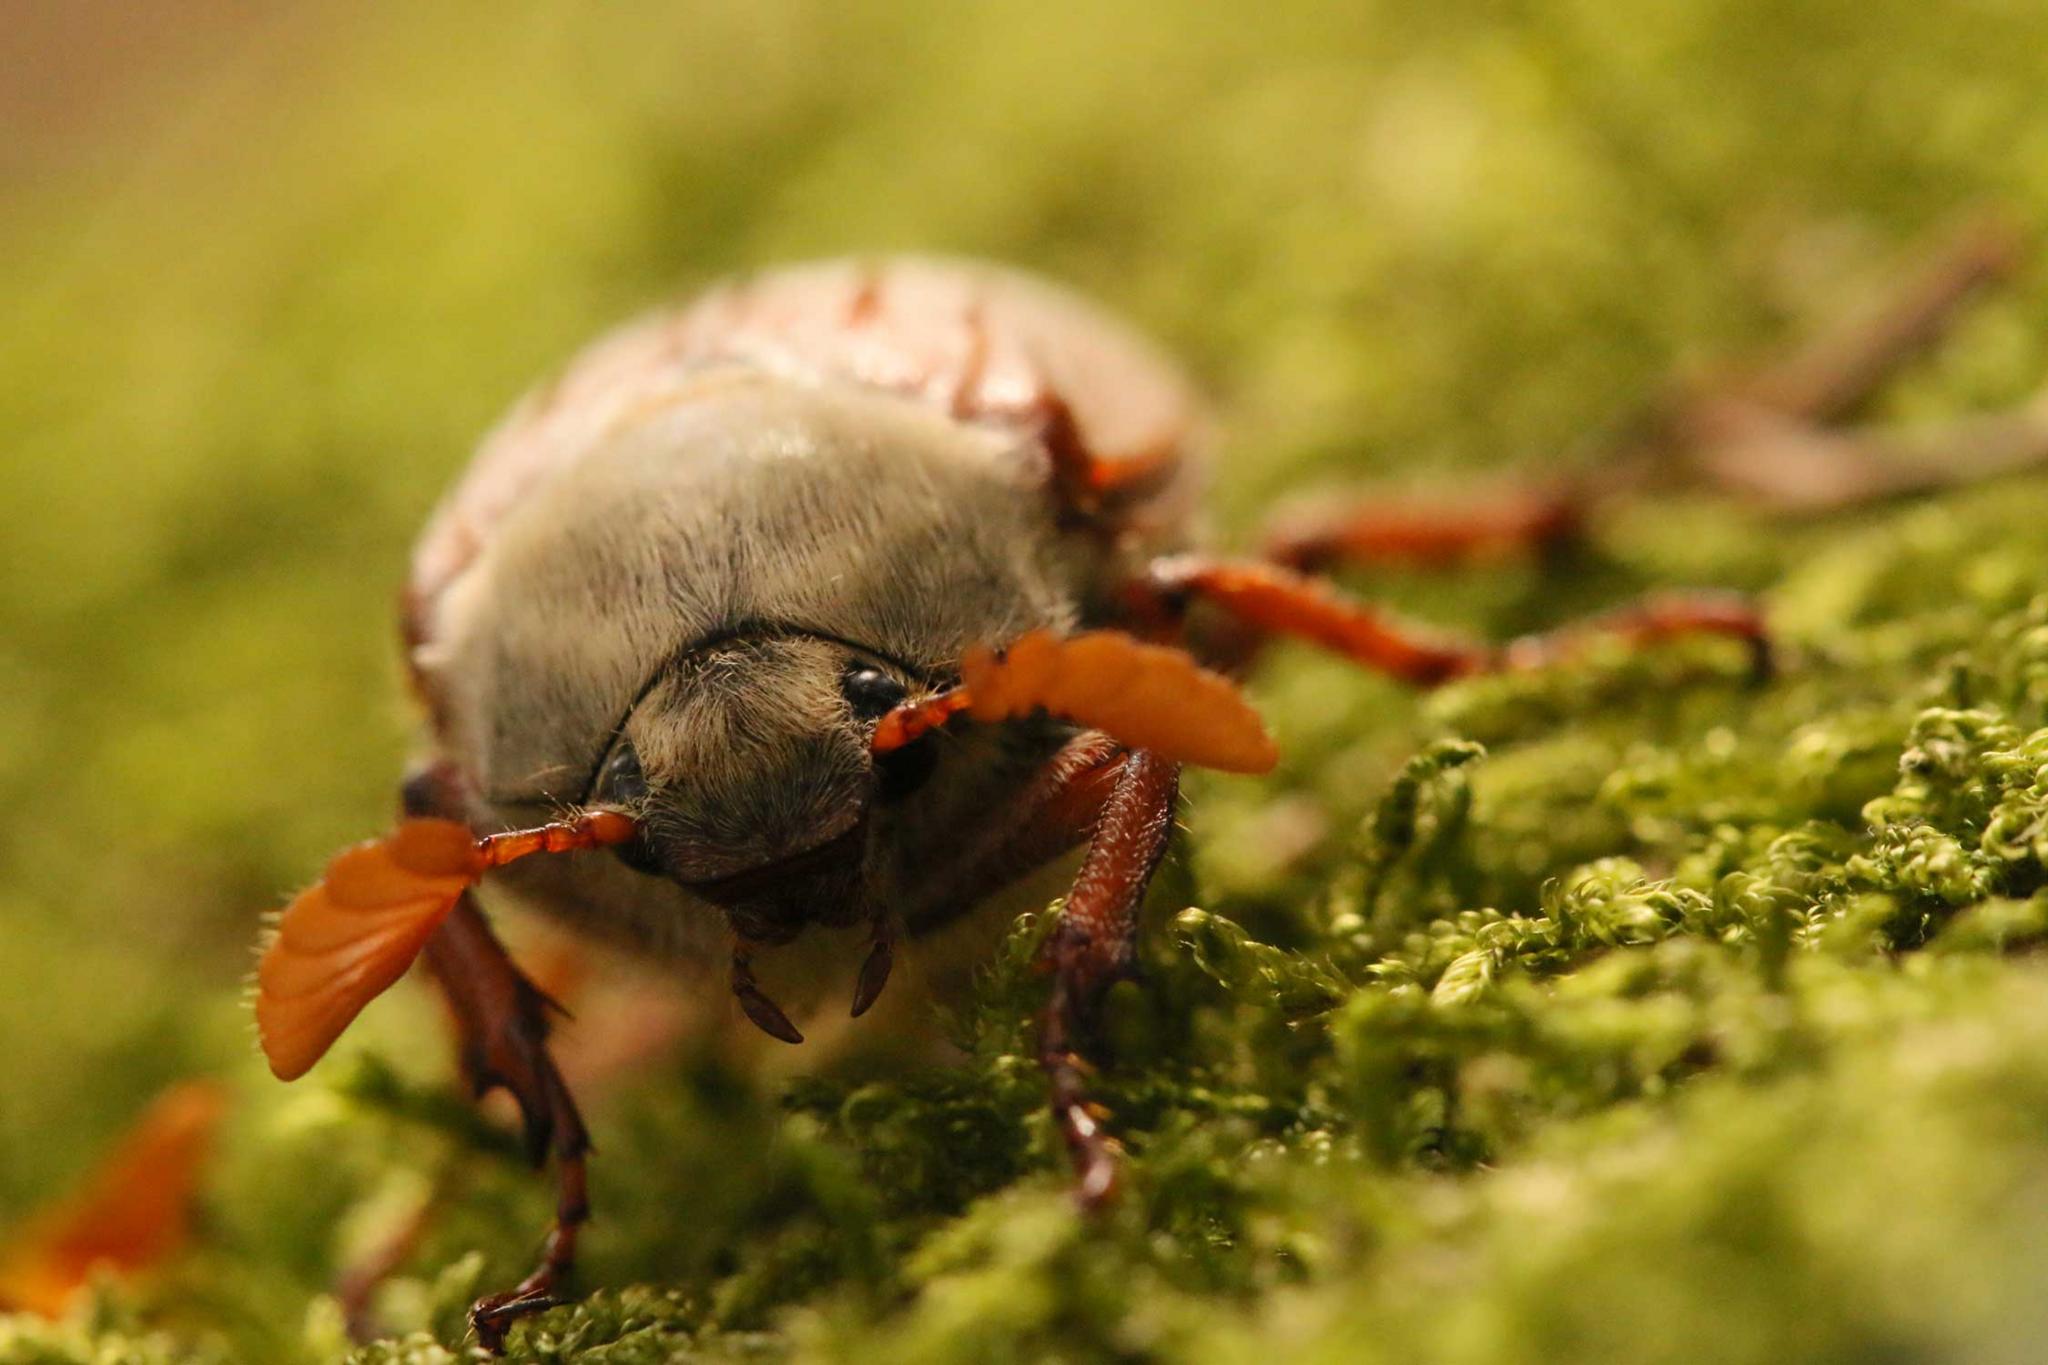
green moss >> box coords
[13,1,2048,1361]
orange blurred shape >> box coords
[0,1080,226,1318]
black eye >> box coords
[593,740,650,806]
[841,665,908,721]
[592,741,662,875]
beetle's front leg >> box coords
[1036,748,1181,1208]
[888,732,1175,1204]
[417,894,588,1351]
[399,773,588,1354]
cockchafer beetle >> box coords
[254,257,1763,1347]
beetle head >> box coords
[588,631,933,945]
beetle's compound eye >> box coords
[594,741,650,805]
[592,741,663,876]
[843,663,936,799]
[841,665,908,721]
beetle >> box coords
[254,257,1764,1348]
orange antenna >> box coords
[872,629,1277,775]
[255,810,637,1081]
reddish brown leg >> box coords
[334,1166,460,1341]
[1261,483,1586,573]
[1133,556,1766,686]
[895,734,1168,1205]
[1131,557,1491,685]
[1683,393,2048,516]
[1498,588,1771,678]
[402,772,591,1355]
[419,897,589,1353]
[900,731,1130,932]
[1613,209,2029,508]
[1725,208,2021,428]
[1035,749,1181,1209]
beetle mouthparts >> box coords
[730,950,803,1045]
[677,819,868,905]
[850,931,895,1018]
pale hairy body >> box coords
[403,258,1205,1015]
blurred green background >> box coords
[10,2,2048,1361]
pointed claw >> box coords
[850,935,895,1018]
[471,1290,567,1355]
[731,954,804,1044]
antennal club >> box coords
[255,809,640,1081]
[868,629,1276,775]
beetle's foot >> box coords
[1038,933,1133,1211]
[1044,1042,1123,1211]
[470,1284,569,1356]
[459,1154,586,1357]
[467,1202,584,1355]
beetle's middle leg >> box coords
[1128,556,1767,686]
[1255,211,2031,545]
[1259,482,1587,573]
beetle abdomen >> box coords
[409,257,1205,630]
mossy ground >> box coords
[10,3,2048,1361]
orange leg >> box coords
[1033,394,1183,525]
[1261,483,1585,573]
[1496,588,1770,676]
[1132,556,1767,686]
